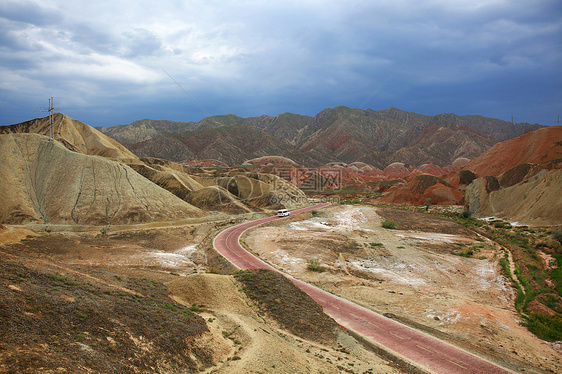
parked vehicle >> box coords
[277,209,290,217]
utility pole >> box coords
[46,97,61,140]
[48,97,54,140]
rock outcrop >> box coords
[465,168,562,225]
[0,133,204,225]
[191,172,306,211]
[124,158,307,212]
[463,127,562,225]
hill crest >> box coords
[1,113,138,160]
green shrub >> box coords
[381,220,396,229]
[459,249,474,257]
[499,257,510,276]
[525,313,562,342]
[307,259,326,272]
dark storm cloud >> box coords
[0,0,560,126]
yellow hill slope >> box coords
[0,113,138,160]
[0,133,204,225]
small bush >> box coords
[459,249,474,257]
[76,312,88,321]
[494,221,512,229]
[460,211,471,219]
[307,259,326,272]
[382,221,396,229]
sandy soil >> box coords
[0,219,400,373]
[242,205,562,374]
[168,274,399,373]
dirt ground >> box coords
[242,205,562,374]
[0,219,399,373]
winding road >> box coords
[213,203,515,374]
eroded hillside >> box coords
[0,134,204,225]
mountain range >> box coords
[97,107,542,168]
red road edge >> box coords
[213,203,515,374]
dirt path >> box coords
[505,248,525,296]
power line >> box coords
[158,64,213,118]
[359,67,400,110]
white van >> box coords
[277,209,290,217]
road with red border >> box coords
[213,203,515,374]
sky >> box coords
[1,0,561,127]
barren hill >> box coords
[0,113,138,160]
[462,126,562,177]
[0,133,204,225]
[98,106,541,168]
[378,174,463,206]
[462,127,562,224]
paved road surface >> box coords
[213,203,514,374]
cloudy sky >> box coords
[1,0,560,127]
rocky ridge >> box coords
[98,106,541,168]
